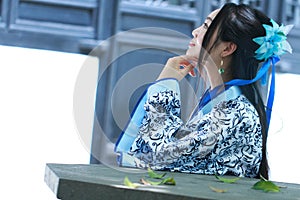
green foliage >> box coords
[124,170,281,194]
[252,179,280,192]
[140,177,176,186]
[147,168,167,179]
[124,168,175,188]
[161,177,176,185]
[215,175,240,184]
[140,178,161,185]
[123,176,140,188]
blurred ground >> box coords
[0,45,299,199]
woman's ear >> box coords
[221,42,237,57]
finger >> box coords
[189,69,196,77]
[179,63,195,77]
[189,61,197,77]
[179,59,196,66]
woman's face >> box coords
[186,9,220,58]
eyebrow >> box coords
[206,17,213,22]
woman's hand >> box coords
[157,55,198,81]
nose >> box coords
[192,27,200,38]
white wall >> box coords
[268,73,300,184]
[0,45,97,199]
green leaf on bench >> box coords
[161,177,176,185]
[215,175,240,184]
[252,179,280,192]
[209,186,227,193]
[124,176,140,188]
[147,168,167,179]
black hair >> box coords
[199,3,272,179]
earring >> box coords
[218,59,224,74]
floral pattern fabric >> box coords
[122,80,262,178]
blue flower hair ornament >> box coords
[226,19,294,134]
[253,19,293,61]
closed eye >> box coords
[204,22,209,29]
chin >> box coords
[185,48,199,58]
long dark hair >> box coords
[199,3,271,179]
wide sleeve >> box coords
[120,105,223,169]
[115,78,181,153]
[118,78,224,168]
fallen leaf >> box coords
[161,177,176,185]
[147,168,166,179]
[215,175,240,184]
[140,177,176,186]
[124,176,140,188]
[209,186,227,193]
[140,178,161,185]
[252,179,280,192]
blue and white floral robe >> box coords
[115,78,262,178]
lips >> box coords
[189,42,196,47]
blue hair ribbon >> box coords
[226,55,279,133]
[225,18,293,135]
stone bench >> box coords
[44,163,300,200]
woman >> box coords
[115,3,292,179]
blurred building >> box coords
[1,1,298,70]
